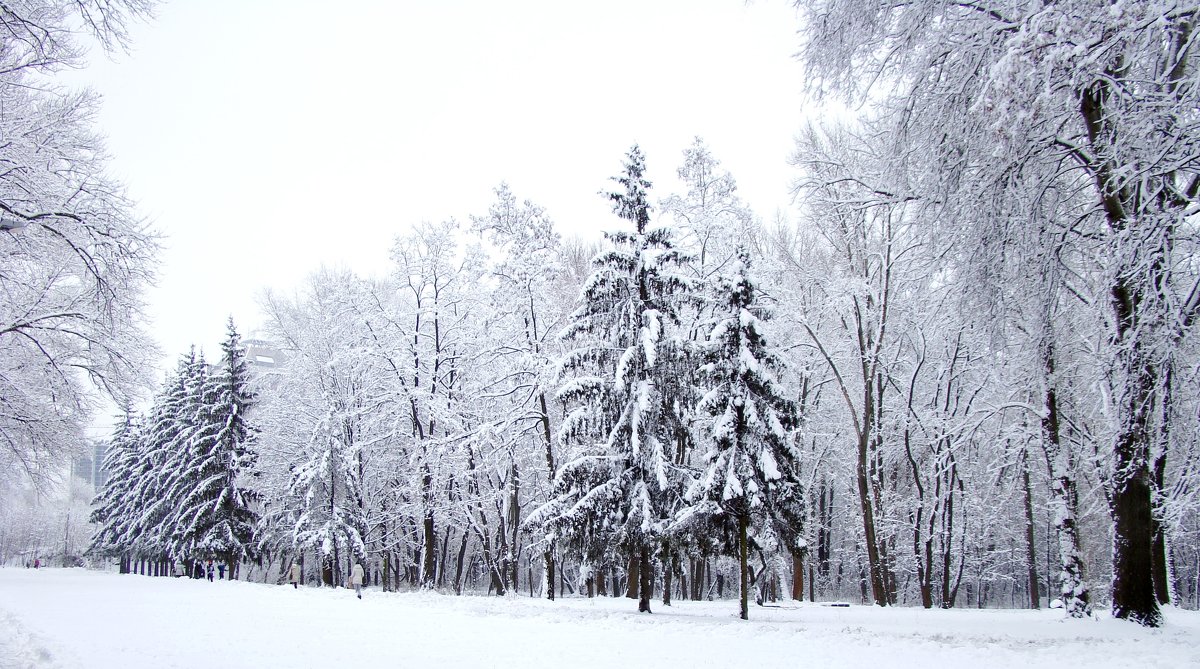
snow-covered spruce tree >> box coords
[531,146,694,613]
[171,319,261,578]
[87,411,143,572]
[686,249,799,620]
[131,349,208,572]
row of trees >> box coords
[89,321,260,578]
[20,0,1192,629]
[88,133,1199,626]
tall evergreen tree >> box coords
[139,349,207,564]
[171,319,261,578]
[688,249,799,620]
[87,410,143,572]
[532,146,694,613]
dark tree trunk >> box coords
[661,543,673,606]
[544,544,556,601]
[808,562,815,603]
[626,554,639,599]
[1022,448,1041,609]
[453,530,469,595]
[638,544,653,613]
[537,392,557,601]
[1080,60,1169,628]
[857,427,888,606]
[738,514,749,620]
[438,526,451,588]
[791,549,805,602]
[421,472,436,589]
[1112,454,1159,624]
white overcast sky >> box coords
[62,0,806,370]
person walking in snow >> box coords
[350,562,365,599]
[206,560,214,582]
[288,562,301,589]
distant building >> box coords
[243,338,285,370]
[72,440,108,490]
[204,337,286,379]
[92,440,108,488]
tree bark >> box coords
[1080,58,1167,628]
[857,428,887,606]
[1021,447,1041,609]
[1041,340,1091,618]
[626,553,639,599]
[738,514,750,620]
[661,542,673,606]
[638,544,653,613]
[421,463,436,589]
[1151,364,1173,605]
[791,549,805,602]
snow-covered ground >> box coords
[1,568,1197,668]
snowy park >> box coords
[5,2,1200,667]
[1,568,1198,669]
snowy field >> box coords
[1,568,1198,669]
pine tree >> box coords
[688,249,799,620]
[171,319,261,578]
[87,410,143,572]
[532,146,695,613]
[138,349,207,565]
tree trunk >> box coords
[857,428,887,606]
[738,514,749,620]
[661,542,673,606]
[808,562,815,603]
[421,465,436,589]
[453,530,469,595]
[1041,339,1091,618]
[538,391,557,602]
[507,461,521,593]
[544,543,556,601]
[791,549,805,602]
[437,527,451,588]
[1080,62,1167,628]
[1112,462,1158,624]
[1151,365,1173,605]
[1021,447,1041,609]
[638,543,653,613]
[626,554,639,599]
